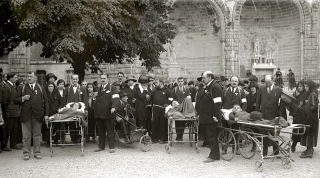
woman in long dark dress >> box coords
[288,80,319,158]
[290,81,308,152]
[86,83,96,142]
[45,81,63,146]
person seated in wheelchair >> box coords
[115,91,137,143]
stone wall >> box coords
[239,1,301,74]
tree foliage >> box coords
[0,0,21,56]
[13,0,176,80]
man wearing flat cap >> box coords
[123,76,137,108]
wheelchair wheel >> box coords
[255,161,263,172]
[237,132,256,159]
[282,158,292,169]
[140,135,151,152]
[218,129,236,161]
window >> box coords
[36,70,46,86]
[66,70,74,84]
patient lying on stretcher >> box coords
[227,104,289,127]
[48,102,88,127]
[166,98,195,119]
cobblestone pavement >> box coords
[1,119,320,178]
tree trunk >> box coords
[72,63,86,84]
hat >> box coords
[249,111,262,121]
[261,78,265,83]
[125,76,137,83]
[119,90,128,98]
[220,76,228,81]
[281,91,295,103]
[197,73,203,81]
[238,80,244,86]
[46,73,57,82]
[243,79,249,84]
[138,75,149,84]
[113,81,120,86]
[188,81,194,85]
[248,75,258,82]
[148,76,155,82]
[248,81,258,89]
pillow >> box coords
[221,109,233,121]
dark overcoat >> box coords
[94,83,120,119]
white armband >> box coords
[168,98,173,101]
[241,98,247,103]
[278,98,281,104]
[112,94,119,99]
[213,97,222,103]
[187,96,191,99]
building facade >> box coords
[1,0,320,84]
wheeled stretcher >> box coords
[48,116,86,156]
[219,109,309,172]
[165,117,200,154]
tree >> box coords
[0,0,21,57]
[14,0,176,81]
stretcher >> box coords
[48,116,86,156]
[165,117,200,154]
[219,109,309,172]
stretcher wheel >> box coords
[218,129,236,161]
[238,132,256,159]
[139,135,151,152]
[255,161,263,172]
[165,144,171,154]
[281,158,292,169]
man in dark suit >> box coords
[94,73,120,153]
[172,76,190,141]
[199,71,222,163]
[113,72,127,91]
[256,74,282,156]
[188,81,197,103]
[14,71,49,160]
[123,76,137,108]
[222,76,247,111]
[146,76,155,136]
[65,74,88,143]
[2,73,22,150]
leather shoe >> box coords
[159,140,166,144]
[203,158,217,163]
[300,154,313,158]
[24,155,30,160]
[94,148,104,152]
[34,155,42,159]
[10,146,22,150]
[1,147,12,151]
[109,149,115,153]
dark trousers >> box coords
[136,120,147,130]
[147,106,153,136]
[69,122,81,143]
[97,118,115,150]
[151,107,167,142]
[176,121,186,139]
[205,123,220,160]
[263,138,279,156]
[16,117,22,144]
[0,124,7,147]
[117,118,136,136]
[199,123,208,143]
[4,117,19,148]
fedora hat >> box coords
[138,75,149,84]
[249,111,262,121]
[197,73,204,81]
[119,90,128,98]
[125,76,137,83]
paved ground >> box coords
[1,117,320,178]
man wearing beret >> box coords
[199,71,222,163]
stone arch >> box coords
[232,0,312,78]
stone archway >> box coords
[232,0,312,78]
[166,0,227,80]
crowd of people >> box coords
[0,70,318,163]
